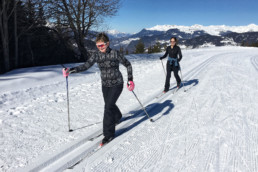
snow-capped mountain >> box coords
[146,24,258,36]
[106,30,132,39]
[109,24,258,52]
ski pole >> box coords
[179,63,186,92]
[61,64,73,132]
[160,60,166,77]
[131,90,153,122]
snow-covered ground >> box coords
[1,46,258,171]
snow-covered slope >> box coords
[146,24,258,36]
[106,30,132,38]
[1,47,258,171]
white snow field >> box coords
[0,46,258,172]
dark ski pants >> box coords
[164,61,181,91]
[102,84,123,138]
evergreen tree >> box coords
[251,42,258,47]
[152,42,161,53]
[241,41,245,47]
[147,46,153,54]
[0,0,80,74]
[147,42,162,54]
[134,39,145,54]
[119,46,124,55]
[163,44,167,51]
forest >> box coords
[0,0,120,74]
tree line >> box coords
[0,0,120,74]
[134,39,166,54]
[241,41,258,47]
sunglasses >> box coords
[96,43,106,48]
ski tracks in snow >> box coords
[85,49,258,171]
[250,56,258,72]
[2,47,258,171]
[82,51,224,171]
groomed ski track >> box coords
[17,47,258,171]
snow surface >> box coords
[221,38,238,46]
[106,30,132,38]
[120,38,140,45]
[1,47,258,171]
[146,24,258,36]
[106,30,123,35]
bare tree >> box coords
[17,0,48,67]
[46,0,120,59]
[0,0,11,71]
[0,0,40,71]
[17,0,45,36]
[14,0,18,68]
[0,0,20,71]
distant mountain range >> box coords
[106,30,132,39]
[102,24,258,52]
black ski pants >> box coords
[102,84,123,138]
[164,61,181,91]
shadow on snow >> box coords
[115,99,174,137]
[115,78,199,137]
[71,79,199,135]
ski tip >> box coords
[99,142,106,147]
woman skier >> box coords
[62,33,134,146]
[160,37,182,93]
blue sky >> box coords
[104,0,258,33]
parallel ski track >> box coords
[85,52,257,171]
[21,53,224,172]
[79,53,229,171]
[248,55,258,172]
[135,53,227,171]
[251,56,258,72]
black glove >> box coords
[128,76,133,81]
[69,67,76,74]
[160,57,163,60]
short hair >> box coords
[96,32,109,43]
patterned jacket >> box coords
[71,47,133,87]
